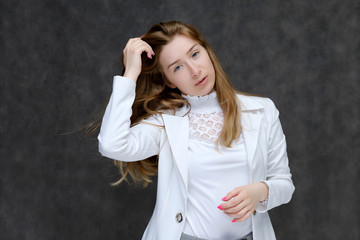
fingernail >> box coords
[221,197,226,201]
[217,205,223,210]
[232,219,237,223]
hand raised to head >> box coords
[123,38,155,82]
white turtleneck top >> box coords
[182,92,252,240]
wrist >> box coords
[123,70,139,82]
[258,182,269,202]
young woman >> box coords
[98,21,294,240]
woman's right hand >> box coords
[123,38,155,82]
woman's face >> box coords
[159,35,215,96]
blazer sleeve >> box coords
[98,76,163,161]
[256,98,295,212]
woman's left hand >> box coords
[218,182,269,222]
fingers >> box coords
[222,197,254,216]
[221,188,238,202]
[223,198,250,215]
[123,38,154,60]
[220,187,248,210]
[217,185,257,223]
[232,210,253,223]
[218,201,254,223]
[122,38,155,82]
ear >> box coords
[166,82,177,89]
[163,76,176,88]
[161,71,177,89]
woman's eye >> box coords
[174,66,181,72]
[192,51,199,57]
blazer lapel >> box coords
[162,113,189,190]
[242,111,262,176]
[237,95,264,181]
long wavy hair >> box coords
[112,21,242,186]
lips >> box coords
[195,76,207,86]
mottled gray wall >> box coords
[1,0,359,239]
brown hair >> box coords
[113,21,241,186]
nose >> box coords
[188,62,200,77]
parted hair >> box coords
[113,21,242,186]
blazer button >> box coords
[175,213,183,223]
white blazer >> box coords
[98,76,295,240]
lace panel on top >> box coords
[188,111,224,144]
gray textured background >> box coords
[1,0,359,239]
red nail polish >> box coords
[217,205,223,210]
[221,197,226,201]
[232,219,236,223]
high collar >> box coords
[182,91,221,113]
[161,92,266,117]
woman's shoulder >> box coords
[236,92,277,112]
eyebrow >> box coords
[167,44,199,69]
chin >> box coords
[203,85,215,95]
